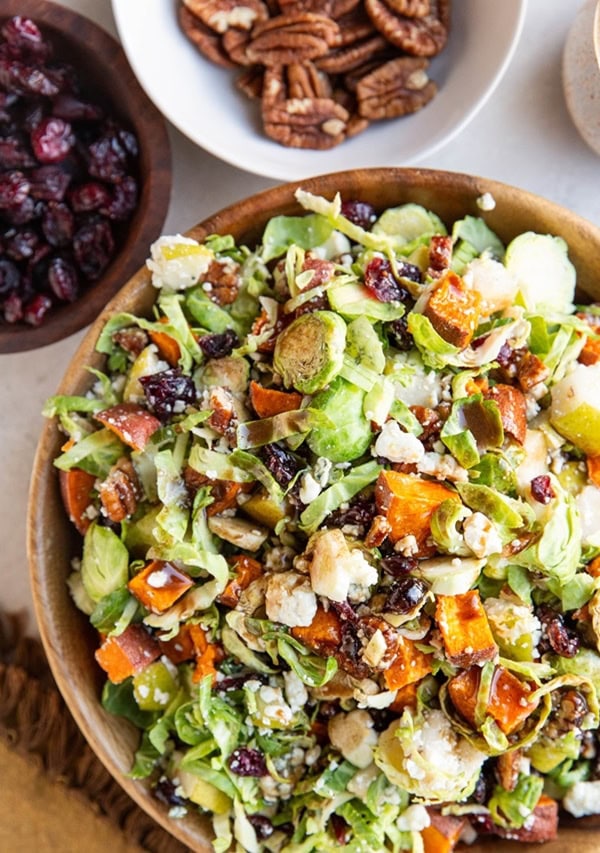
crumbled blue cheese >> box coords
[309,529,378,603]
[328,709,378,769]
[265,571,317,627]
[397,804,431,832]
[563,780,600,817]
[476,192,496,211]
[373,420,424,464]
[146,235,213,290]
[299,472,322,504]
[284,670,308,714]
[462,512,503,558]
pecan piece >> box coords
[364,514,392,548]
[222,28,252,65]
[316,33,388,75]
[278,0,334,13]
[356,56,437,119]
[287,61,332,100]
[98,458,140,523]
[365,0,449,57]
[516,350,550,392]
[178,5,236,68]
[207,386,237,437]
[427,233,452,275]
[182,0,269,33]
[112,326,149,358]
[263,95,349,149]
[236,65,264,99]
[203,258,241,305]
[386,0,431,16]
[247,13,340,66]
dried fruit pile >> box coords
[0,16,139,327]
[179,0,450,149]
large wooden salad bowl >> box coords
[28,169,600,851]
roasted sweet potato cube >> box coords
[148,317,181,367]
[291,605,342,654]
[158,622,201,664]
[218,554,264,608]
[95,623,160,684]
[423,270,481,348]
[59,467,96,535]
[447,664,538,735]
[484,383,527,445]
[94,402,161,451]
[389,681,419,713]
[190,624,222,684]
[375,470,459,550]
[249,380,303,418]
[128,560,194,614]
[435,590,498,667]
[587,455,600,488]
[422,810,467,853]
[492,796,558,844]
[383,635,433,691]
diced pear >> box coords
[177,769,231,815]
[550,364,600,456]
[123,344,166,403]
[242,488,287,528]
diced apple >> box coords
[94,402,161,451]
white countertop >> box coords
[3,0,598,634]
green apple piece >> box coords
[550,363,600,456]
[504,232,576,312]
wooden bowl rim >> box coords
[0,0,172,354]
[28,167,600,852]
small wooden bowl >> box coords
[0,0,172,354]
[28,168,600,852]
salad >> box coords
[45,189,600,852]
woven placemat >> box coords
[0,610,189,853]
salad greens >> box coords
[45,189,600,852]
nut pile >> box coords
[179,0,450,150]
[0,16,140,327]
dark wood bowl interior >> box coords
[28,168,600,852]
[0,0,172,353]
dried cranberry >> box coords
[0,135,36,169]
[87,132,130,183]
[248,815,274,840]
[396,260,423,284]
[1,17,50,61]
[69,181,111,213]
[73,217,114,280]
[198,329,239,359]
[0,58,59,97]
[2,290,23,323]
[3,227,39,260]
[18,97,46,132]
[0,170,30,207]
[51,93,103,122]
[2,194,39,225]
[329,814,351,845]
[139,368,197,420]
[28,164,71,200]
[530,474,555,505]
[228,747,267,777]
[538,604,580,658]
[0,258,20,295]
[47,255,78,301]
[385,577,429,613]
[341,199,376,230]
[380,554,418,576]
[22,291,52,325]
[44,61,78,95]
[364,257,410,303]
[41,200,74,246]
[262,442,301,487]
[153,778,186,808]
[100,174,138,220]
[339,620,361,663]
[387,316,413,350]
[31,116,74,163]
[326,495,377,533]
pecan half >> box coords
[263,95,349,149]
[247,13,340,66]
[179,5,236,68]
[183,0,269,34]
[236,65,264,99]
[287,61,332,99]
[98,458,140,523]
[222,28,252,64]
[365,0,449,56]
[386,0,431,16]
[356,56,437,119]
[316,33,388,75]
[278,0,334,13]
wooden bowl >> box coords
[0,0,172,354]
[28,168,600,852]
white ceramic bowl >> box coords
[111,0,526,181]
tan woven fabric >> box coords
[0,611,188,853]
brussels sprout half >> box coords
[273,310,346,395]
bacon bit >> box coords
[127,560,194,614]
